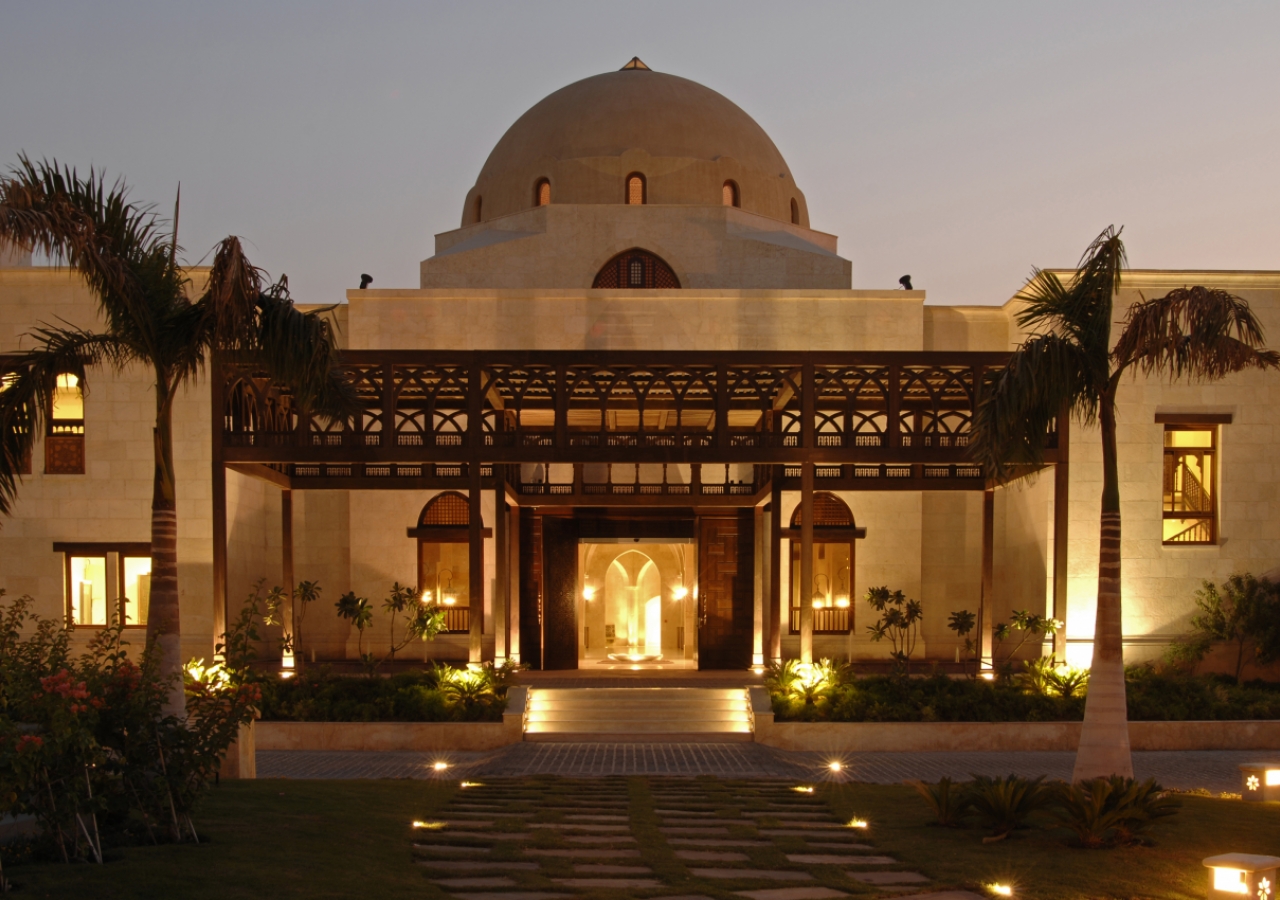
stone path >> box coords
[409,777,980,900]
[259,745,1264,792]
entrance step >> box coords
[524,687,753,742]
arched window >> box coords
[722,181,739,207]
[535,179,551,207]
[409,491,490,636]
[626,173,646,205]
[473,195,483,223]
[790,198,799,225]
[592,248,680,289]
[788,493,865,635]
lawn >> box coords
[6,776,1279,900]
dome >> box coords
[462,59,810,228]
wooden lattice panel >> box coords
[791,492,854,527]
[418,491,470,526]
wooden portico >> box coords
[212,349,1068,670]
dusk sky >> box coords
[2,1,1277,306]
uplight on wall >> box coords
[582,585,596,601]
[1239,762,1280,802]
[1203,854,1280,899]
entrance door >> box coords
[541,516,579,670]
[697,511,754,669]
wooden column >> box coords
[800,462,815,664]
[494,467,508,662]
[210,366,228,651]
[508,496,520,664]
[468,463,484,664]
[1053,415,1071,661]
[753,502,765,667]
[979,487,995,669]
[281,489,295,659]
[768,470,783,661]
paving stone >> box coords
[796,841,874,850]
[424,832,534,841]
[574,864,652,874]
[417,861,539,871]
[563,834,638,843]
[528,823,630,831]
[523,848,641,858]
[412,843,491,855]
[676,850,750,862]
[847,872,931,885]
[692,868,813,881]
[755,812,828,819]
[660,826,731,834]
[454,893,571,900]
[653,896,716,900]
[655,809,720,816]
[552,878,662,888]
[888,893,986,900]
[565,814,628,821]
[431,877,517,888]
[734,889,849,900]
[787,854,897,865]
[667,838,772,847]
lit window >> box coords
[47,373,84,474]
[1163,425,1216,543]
[628,258,645,287]
[722,181,739,207]
[122,556,151,626]
[790,198,800,224]
[627,174,645,205]
[536,179,551,206]
[69,555,108,626]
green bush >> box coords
[766,666,1280,723]
[255,662,517,723]
[967,774,1051,840]
[909,776,971,827]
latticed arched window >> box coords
[535,179,551,207]
[626,174,646,205]
[592,249,680,289]
[790,198,799,225]
[474,195,483,223]
[722,181,739,207]
[418,491,471,526]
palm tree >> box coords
[970,226,1279,781]
[0,157,354,715]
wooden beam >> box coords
[768,470,782,662]
[468,462,484,664]
[281,489,294,656]
[1053,413,1070,661]
[495,463,508,662]
[226,462,292,489]
[211,362,228,652]
[979,487,995,669]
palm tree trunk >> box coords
[146,384,185,717]
[1072,389,1132,780]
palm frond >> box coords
[1114,286,1280,380]
[201,236,264,351]
[0,329,135,515]
[969,334,1094,481]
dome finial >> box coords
[620,56,651,71]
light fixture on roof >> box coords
[620,57,650,71]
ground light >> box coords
[1203,853,1280,898]
[793,786,815,794]
[987,884,1014,897]
[432,761,449,772]
[828,761,842,772]
[411,821,444,830]
[460,781,481,789]
[847,817,869,829]
[1239,762,1280,802]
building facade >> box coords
[2,60,1278,674]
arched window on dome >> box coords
[592,248,680,289]
[473,195,483,224]
[626,173,646,205]
[790,198,799,225]
[535,179,551,207]
[722,181,739,208]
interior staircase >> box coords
[523,687,753,742]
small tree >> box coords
[948,609,977,678]
[992,610,1061,680]
[865,586,923,675]
[335,591,373,665]
[380,581,446,667]
[1168,574,1279,681]
[292,580,322,664]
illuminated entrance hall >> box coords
[578,541,695,668]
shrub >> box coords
[909,777,971,827]
[1050,777,1181,847]
[865,587,922,674]
[966,774,1051,841]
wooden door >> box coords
[697,511,754,669]
[518,509,543,669]
[540,516,579,670]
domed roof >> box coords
[461,60,809,227]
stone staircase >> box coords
[523,687,753,742]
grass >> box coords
[824,782,1280,900]
[6,776,1279,900]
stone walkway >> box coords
[258,745,1261,792]
[410,776,981,900]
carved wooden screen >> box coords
[697,511,754,669]
[592,249,680,289]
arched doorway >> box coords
[409,492,491,634]
[788,493,865,635]
[592,248,681,289]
